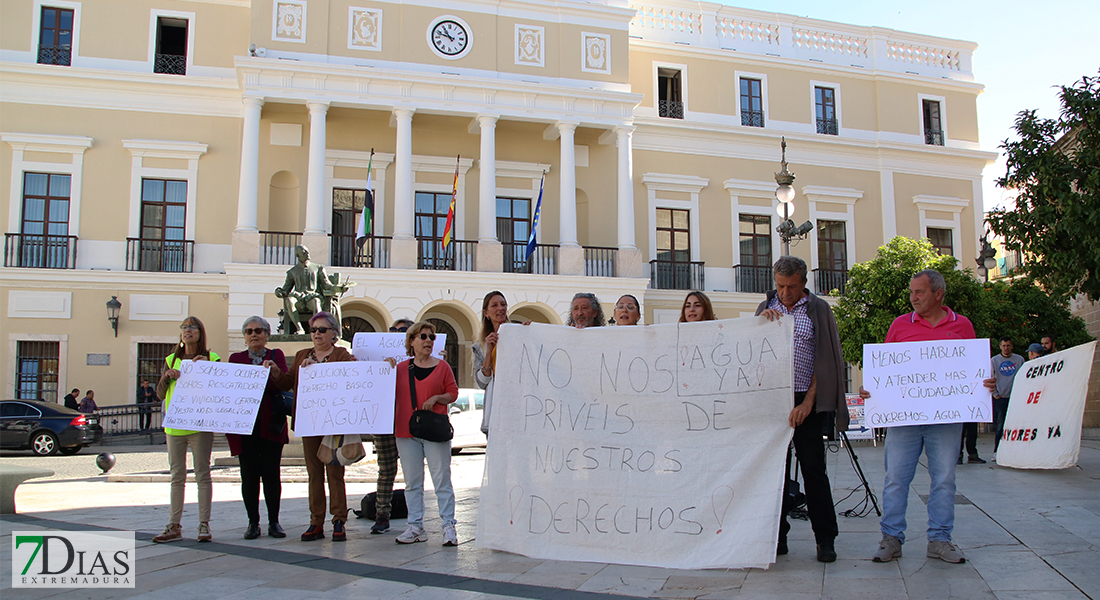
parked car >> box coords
[0,399,104,456]
[449,388,486,455]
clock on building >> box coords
[428,17,471,59]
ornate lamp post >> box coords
[975,235,997,282]
[774,138,813,255]
[106,296,122,337]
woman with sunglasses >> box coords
[288,311,355,542]
[679,290,716,323]
[472,291,507,436]
[227,316,293,540]
[613,294,642,326]
[152,316,221,543]
[391,322,459,546]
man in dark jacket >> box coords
[64,388,80,411]
[756,256,847,563]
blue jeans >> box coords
[396,436,456,529]
[881,423,962,543]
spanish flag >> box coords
[441,155,459,250]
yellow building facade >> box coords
[1,0,996,405]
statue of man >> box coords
[322,273,356,328]
[274,245,328,334]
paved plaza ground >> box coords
[2,433,1098,600]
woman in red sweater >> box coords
[392,321,459,546]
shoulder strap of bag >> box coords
[408,363,418,412]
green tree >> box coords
[987,75,1100,301]
[834,237,1091,367]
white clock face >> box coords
[431,20,468,56]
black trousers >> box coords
[993,397,1010,452]
[959,423,979,457]
[780,392,838,544]
[238,436,284,524]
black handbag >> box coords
[407,363,453,442]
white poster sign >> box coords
[997,341,1097,470]
[161,361,267,434]
[352,332,446,362]
[845,394,874,440]
[477,318,795,570]
[293,361,397,436]
[862,338,992,428]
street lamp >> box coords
[975,235,997,282]
[106,296,122,337]
[774,137,813,255]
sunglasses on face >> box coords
[418,333,437,341]
[243,328,266,335]
[389,326,409,332]
[310,327,332,334]
[180,324,199,331]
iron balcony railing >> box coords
[813,268,848,295]
[816,117,838,135]
[584,246,617,277]
[153,53,186,75]
[4,233,78,269]
[502,242,558,274]
[259,230,302,265]
[419,239,475,271]
[658,99,684,119]
[126,238,194,273]
[96,404,164,436]
[37,45,71,66]
[925,129,944,146]
[733,264,772,294]
[650,260,704,290]
[742,110,765,127]
[352,236,391,268]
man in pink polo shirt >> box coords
[860,269,994,565]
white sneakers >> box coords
[442,523,458,547]
[395,523,459,546]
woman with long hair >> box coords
[227,316,293,539]
[472,291,508,435]
[288,311,356,542]
[152,316,220,543]
[679,291,716,323]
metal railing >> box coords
[584,246,617,277]
[741,110,765,127]
[259,230,302,265]
[125,238,194,273]
[354,235,391,268]
[95,404,164,436]
[734,264,772,293]
[650,260,704,290]
[813,268,848,295]
[4,234,78,269]
[925,129,944,146]
[154,53,186,75]
[502,242,558,274]
[37,45,71,66]
[658,99,684,119]
[418,239,475,271]
[816,117,838,135]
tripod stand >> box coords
[833,430,881,517]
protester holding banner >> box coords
[991,337,1024,456]
[289,311,355,542]
[613,294,642,326]
[756,256,846,563]
[227,316,293,540]
[859,270,993,564]
[473,291,509,436]
[152,316,221,544]
[566,292,605,328]
[679,291,716,322]
[392,321,459,546]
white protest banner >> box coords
[845,394,874,441]
[862,338,991,428]
[161,360,267,434]
[352,332,446,362]
[293,361,396,436]
[997,341,1097,470]
[477,318,794,570]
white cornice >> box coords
[2,132,93,154]
[496,160,552,179]
[123,139,209,159]
[913,195,969,213]
[326,150,395,170]
[801,186,863,205]
[642,172,709,193]
[411,155,475,175]
[389,0,636,28]
[723,178,776,199]
[0,269,228,293]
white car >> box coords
[449,388,486,455]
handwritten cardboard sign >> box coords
[998,341,1097,469]
[862,338,991,428]
[161,360,267,434]
[293,361,396,436]
[476,318,794,570]
[352,332,446,363]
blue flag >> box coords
[526,175,544,261]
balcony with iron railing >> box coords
[584,246,617,277]
[813,268,848,295]
[126,238,194,273]
[501,242,558,274]
[154,53,186,75]
[37,45,71,66]
[259,230,302,265]
[418,239,476,271]
[741,110,765,127]
[925,129,944,146]
[658,99,684,119]
[4,234,78,269]
[650,260,705,290]
[733,264,771,294]
[816,117,838,135]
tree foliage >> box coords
[834,236,1091,368]
[987,75,1100,301]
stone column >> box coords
[232,96,264,263]
[476,115,502,272]
[614,125,644,278]
[390,108,417,269]
[302,101,330,260]
[557,122,583,275]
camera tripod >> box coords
[787,427,881,519]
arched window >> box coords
[342,316,374,344]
